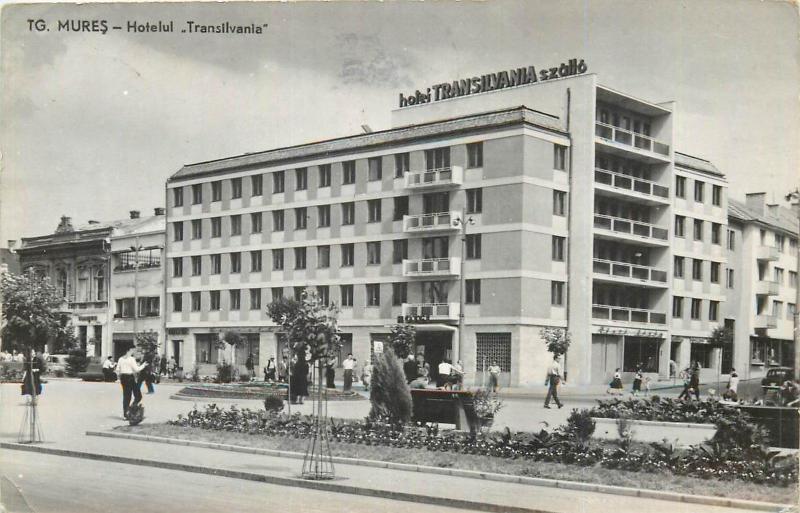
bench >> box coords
[410,389,480,432]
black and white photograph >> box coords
[1,1,798,512]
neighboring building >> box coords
[109,209,166,360]
[724,193,799,381]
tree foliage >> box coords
[709,326,733,348]
[66,348,90,376]
[267,291,340,365]
[369,347,413,425]
[388,324,416,359]
[135,330,160,365]
[540,328,571,357]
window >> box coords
[467,142,483,168]
[229,290,241,310]
[553,190,566,216]
[393,239,408,264]
[173,187,184,207]
[467,234,482,260]
[393,196,409,220]
[727,230,736,250]
[317,285,330,306]
[294,287,305,301]
[340,285,354,307]
[191,256,201,276]
[251,251,262,272]
[790,271,798,289]
[466,279,481,304]
[295,168,307,191]
[273,210,284,231]
[294,248,306,269]
[172,293,183,313]
[295,207,307,230]
[476,333,511,372]
[788,303,797,321]
[392,283,407,306]
[368,199,381,222]
[550,281,565,306]
[271,287,283,303]
[623,338,659,372]
[675,176,686,198]
[115,248,161,271]
[368,157,382,181]
[231,178,242,199]
[710,262,720,283]
[342,161,356,184]
[726,269,735,288]
[273,171,285,193]
[691,298,702,320]
[230,215,242,236]
[693,219,703,241]
[367,241,381,265]
[709,300,719,321]
[694,181,704,202]
[466,188,482,214]
[775,267,784,285]
[210,254,221,274]
[211,217,222,238]
[712,185,722,206]
[251,175,263,196]
[318,165,331,188]
[674,256,684,278]
[250,288,261,310]
[425,147,450,170]
[394,153,409,178]
[675,216,685,237]
[775,233,786,252]
[192,219,202,239]
[251,212,262,233]
[173,222,184,241]
[673,296,683,318]
[366,284,380,307]
[272,249,284,270]
[116,298,135,318]
[711,223,721,244]
[210,290,221,310]
[551,236,564,261]
[692,259,703,280]
[341,244,354,266]
[317,246,330,268]
[191,292,201,311]
[192,184,202,204]
[172,257,183,278]
[553,144,567,170]
[341,202,355,225]
[318,205,330,227]
[212,181,222,201]
[230,252,241,273]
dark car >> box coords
[761,367,795,388]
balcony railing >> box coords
[402,257,460,278]
[755,245,780,261]
[595,122,670,156]
[594,168,669,200]
[592,304,667,325]
[403,211,459,233]
[592,258,668,285]
[401,302,460,322]
[754,314,778,329]
[754,280,780,296]
[404,166,463,189]
[594,214,669,242]
[68,300,109,310]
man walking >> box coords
[343,353,356,392]
[544,355,564,409]
[118,347,148,420]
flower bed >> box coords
[589,396,738,424]
[174,383,364,401]
[168,404,798,487]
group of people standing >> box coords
[606,367,652,397]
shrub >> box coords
[472,389,504,419]
[563,408,595,445]
[369,348,412,425]
[590,396,740,424]
[388,324,416,359]
[263,395,284,414]
[216,361,233,383]
[65,348,89,377]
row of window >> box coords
[758,266,799,288]
[675,176,722,206]
[672,297,721,322]
[674,215,724,243]
[764,301,797,320]
[760,229,798,253]
[673,257,724,284]
[115,297,160,318]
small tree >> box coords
[540,328,571,357]
[66,348,90,377]
[267,292,341,365]
[369,347,413,426]
[135,330,160,365]
[388,324,415,359]
[709,326,733,348]
[1,271,72,353]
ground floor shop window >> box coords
[476,332,511,371]
[623,337,659,372]
[690,343,713,368]
[234,334,260,365]
[195,334,218,364]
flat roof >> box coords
[596,85,672,116]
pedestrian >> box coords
[437,359,453,389]
[543,355,564,409]
[607,368,624,395]
[118,347,148,420]
[677,367,691,400]
[451,360,464,390]
[102,356,117,382]
[290,355,309,404]
[245,353,255,381]
[361,360,373,391]
[159,354,168,377]
[325,358,336,389]
[264,356,276,381]
[279,356,289,383]
[167,356,177,378]
[342,353,356,392]
[403,354,418,383]
[689,362,701,400]
[21,350,43,399]
[139,355,156,394]
[487,361,501,392]
[631,368,643,397]
[724,369,739,401]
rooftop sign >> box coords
[398,58,587,108]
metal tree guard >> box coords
[18,355,44,444]
[301,359,334,480]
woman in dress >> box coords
[21,349,43,399]
[607,368,623,395]
[291,354,309,404]
[631,368,643,397]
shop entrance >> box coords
[113,338,135,360]
[414,331,452,372]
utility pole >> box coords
[786,188,800,380]
[132,236,141,348]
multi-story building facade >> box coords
[725,193,798,381]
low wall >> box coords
[592,417,716,447]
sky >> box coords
[1,0,798,243]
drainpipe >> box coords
[564,88,573,382]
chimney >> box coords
[154,207,165,216]
[766,204,779,218]
[129,210,140,219]
[745,192,766,215]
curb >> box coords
[0,442,548,513]
[85,430,789,512]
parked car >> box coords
[761,367,795,389]
[46,354,69,376]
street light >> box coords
[453,211,475,374]
[785,188,800,379]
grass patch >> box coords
[116,422,797,505]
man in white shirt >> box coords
[342,353,356,392]
[117,347,148,419]
[437,359,453,388]
[102,356,117,382]
[544,355,564,409]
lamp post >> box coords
[130,237,142,352]
[453,210,475,374]
[785,188,800,380]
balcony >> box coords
[401,302,460,322]
[67,300,109,310]
[595,122,670,159]
[592,304,667,325]
[592,258,668,287]
[754,314,778,329]
[403,211,459,233]
[755,245,780,261]
[594,168,669,204]
[754,280,780,296]
[404,166,463,190]
[402,257,460,278]
[593,214,669,246]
